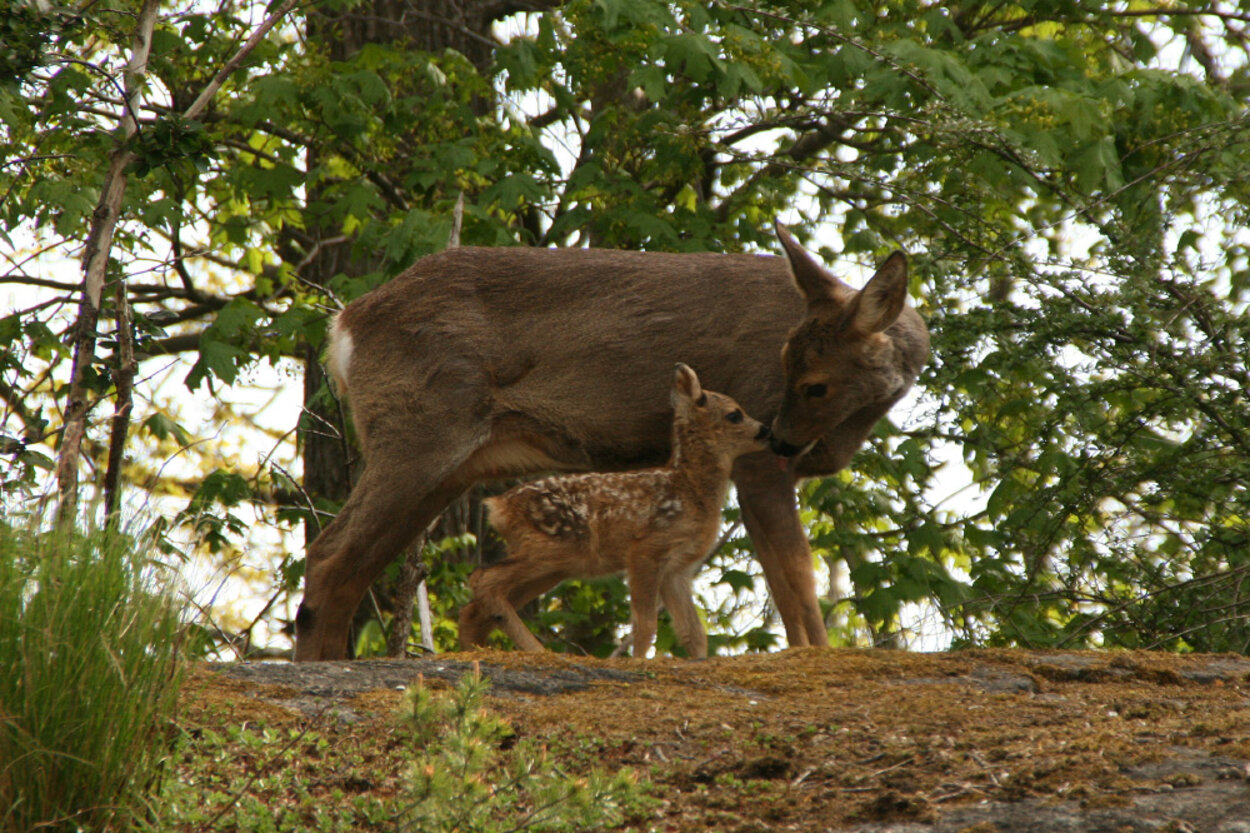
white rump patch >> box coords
[326,314,354,392]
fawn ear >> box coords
[776,221,840,306]
[847,251,908,335]
[672,363,704,405]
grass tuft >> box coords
[0,520,186,833]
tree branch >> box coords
[57,0,305,524]
[57,0,160,524]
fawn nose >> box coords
[754,423,771,442]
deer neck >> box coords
[668,420,734,511]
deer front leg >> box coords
[627,558,662,659]
[734,455,828,648]
[659,571,707,659]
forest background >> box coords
[3,0,1249,660]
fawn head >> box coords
[671,363,771,464]
[770,224,918,456]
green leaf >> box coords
[628,64,669,102]
[661,32,724,82]
[142,413,193,447]
[186,337,246,389]
[717,569,756,595]
[1074,136,1124,193]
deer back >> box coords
[330,237,926,481]
[332,247,794,467]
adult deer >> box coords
[460,363,771,658]
[295,223,929,661]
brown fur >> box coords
[459,365,769,658]
[294,223,928,661]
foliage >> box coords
[161,719,402,832]
[400,669,643,831]
[2,0,1250,653]
[0,519,186,833]
[351,534,477,657]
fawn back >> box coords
[459,363,769,657]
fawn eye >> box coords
[802,383,828,399]
[725,410,744,424]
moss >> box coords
[179,648,1250,832]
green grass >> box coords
[0,520,186,833]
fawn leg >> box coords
[627,556,662,658]
[458,597,493,650]
[659,571,707,659]
[463,558,565,651]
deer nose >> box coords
[754,423,771,442]
[769,435,808,457]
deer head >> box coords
[770,223,917,457]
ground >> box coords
[181,648,1250,832]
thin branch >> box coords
[182,0,303,122]
[0,274,81,292]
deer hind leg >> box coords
[295,419,489,661]
[659,570,707,659]
[461,556,566,652]
[735,456,828,648]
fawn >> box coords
[459,363,770,658]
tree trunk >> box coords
[103,279,137,523]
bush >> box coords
[0,521,186,833]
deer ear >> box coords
[776,221,839,305]
[848,251,908,334]
[672,362,703,404]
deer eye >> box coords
[802,383,828,399]
[725,410,744,424]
